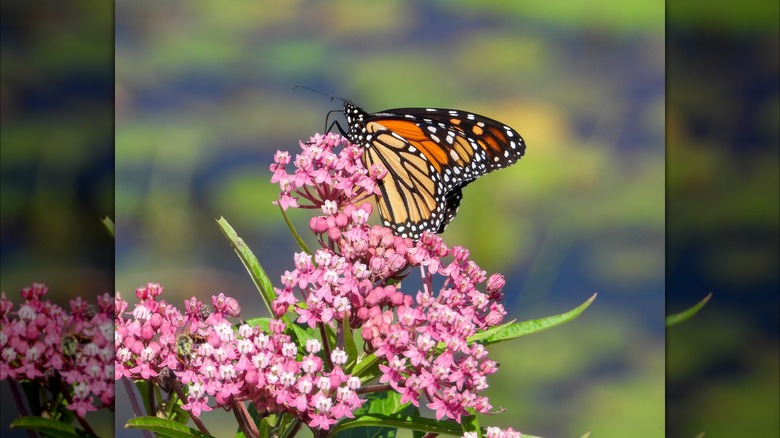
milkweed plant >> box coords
[1,133,600,438]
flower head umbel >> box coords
[115,283,363,430]
[271,133,508,422]
[111,132,516,435]
[0,284,115,418]
[270,133,385,212]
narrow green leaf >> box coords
[278,413,301,438]
[334,413,462,436]
[135,380,153,415]
[666,293,712,327]
[216,217,277,317]
[467,320,516,344]
[289,322,315,345]
[247,317,319,354]
[257,415,274,438]
[342,315,358,371]
[10,416,85,438]
[461,414,480,435]
[363,390,404,415]
[126,416,214,438]
[245,317,272,332]
[482,293,597,345]
[101,216,114,238]
[333,391,425,437]
[279,204,312,255]
[169,396,189,424]
[323,323,338,354]
[352,352,382,382]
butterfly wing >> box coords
[347,103,526,240]
[361,121,448,239]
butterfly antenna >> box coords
[293,85,346,103]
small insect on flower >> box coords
[176,330,208,363]
[61,332,91,359]
[61,334,80,358]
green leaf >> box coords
[277,413,300,438]
[352,352,382,382]
[342,314,359,371]
[216,217,278,318]
[135,380,153,415]
[246,317,318,354]
[481,293,598,344]
[10,416,87,438]
[244,317,271,332]
[126,416,214,438]
[334,412,462,437]
[257,415,275,438]
[101,216,114,238]
[461,414,480,435]
[288,322,315,345]
[467,320,516,344]
[333,391,430,437]
[362,390,406,415]
[279,203,312,255]
[169,397,190,425]
[323,323,338,354]
[666,293,712,327]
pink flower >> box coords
[1,285,115,417]
[270,133,382,214]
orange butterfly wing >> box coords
[344,102,526,240]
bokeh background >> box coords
[1,1,114,436]
[114,1,664,437]
[666,1,779,437]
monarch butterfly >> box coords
[328,99,526,240]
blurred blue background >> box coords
[114,1,664,437]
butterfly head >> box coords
[343,101,369,145]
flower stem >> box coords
[122,379,150,438]
[169,377,211,435]
[356,383,392,394]
[6,379,30,417]
[279,203,313,255]
[319,322,333,370]
[232,400,259,438]
[57,379,97,436]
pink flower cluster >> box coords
[271,134,508,422]
[115,283,363,430]
[270,132,385,212]
[0,283,114,417]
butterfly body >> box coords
[341,101,525,240]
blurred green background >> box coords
[115,1,664,437]
[1,1,113,436]
[666,1,779,437]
